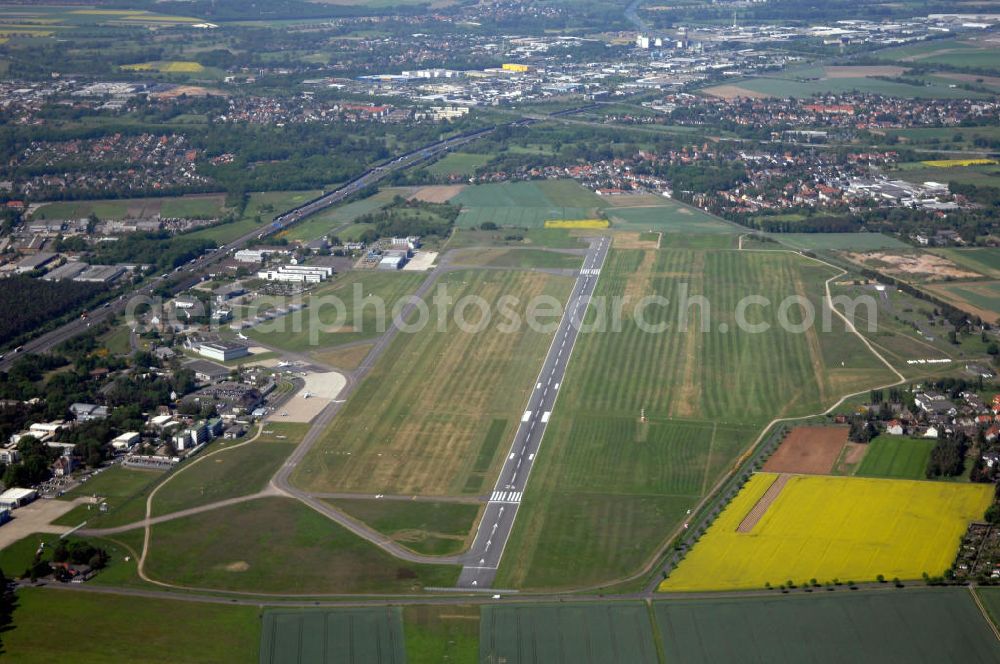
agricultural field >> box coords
[184,190,322,244]
[6,587,260,664]
[762,426,849,475]
[926,280,1000,323]
[260,608,405,664]
[277,188,407,242]
[875,35,1000,74]
[891,162,1000,192]
[448,246,584,270]
[403,605,479,664]
[451,180,608,229]
[31,194,226,221]
[605,200,736,235]
[245,271,426,354]
[497,249,895,589]
[660,473,992,591]
[427,152,490,177]
[143,497,460,593]
[151,423,306,517]
[291,269,575,496]
[445,227,590,251]
[121,60,205,73]
[886,125,1000,151]
[855,435,936,480]
[934,248,1000,280]
[770,232,909,252]
[655,590,1000,663]
[704,68,987,99]
[480,603,659,664]
[325,499,481,556]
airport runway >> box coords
[456,235,610,589]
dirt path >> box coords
[736,474,789,533]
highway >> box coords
[0,126,496,372]
[456,235,610,589]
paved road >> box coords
[456,236,610,589]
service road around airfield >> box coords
[456,235,610,589]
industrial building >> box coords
[111,431,141,452]
[0,487,37,510]
[198,341,250,362]
[378,250,409,270]
[256,264,333,283]
[15,252,57,274]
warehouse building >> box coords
[0,487,37,510]
[198,341,249,362]
[257,264,333,283]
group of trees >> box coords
[927,431,969,478]
[0,277,101,346]
[353,197,460,241]
[0,346,199,484]
[87,231,214,271]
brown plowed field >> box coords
[762,426,849,475]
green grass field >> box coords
[934,248,1000,279]
[277,188,408,242]
[452,180,607,229]
[715,72,987,99]
[246,271,426,354]
[480,603,659,664]
[445,227,590,250]
[427,152,490,177]
[260,607,404,664]
[876,36,1000,74]
[893,164,1000,187]
[6,587,260,664]
[403,605,479,664]
[655,590,1000,663]
[151,424,305,517]
[496,248,895,589]
[606,201,736,234]
[855,435,935,480]
[975,587,1000,633]
[828,279,996,367]
[291,269,574,497]
[926,280,1000,323]
[449,247,584,270]
[31,194,225,221]
[143,497,459,593]
[185,190,321,244]
[52,465,164,528]
[325,499,481,556]
[772,233,909,252]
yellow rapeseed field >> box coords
[122,61,205,73]
[921,158,997,168]
[659,473,992,591]
[543,219,609,229]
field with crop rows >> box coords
[661,473,992,591]
[451,180,607,228]
[497,248,894,588]
[480,603,659,664]
[854,436,935,480]
[261,608,405,664]
[656,590,1000,663]
[291,269,574,496]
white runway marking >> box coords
[521,410,532,422]
[554,383,560,390]
[541,411,551,423]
